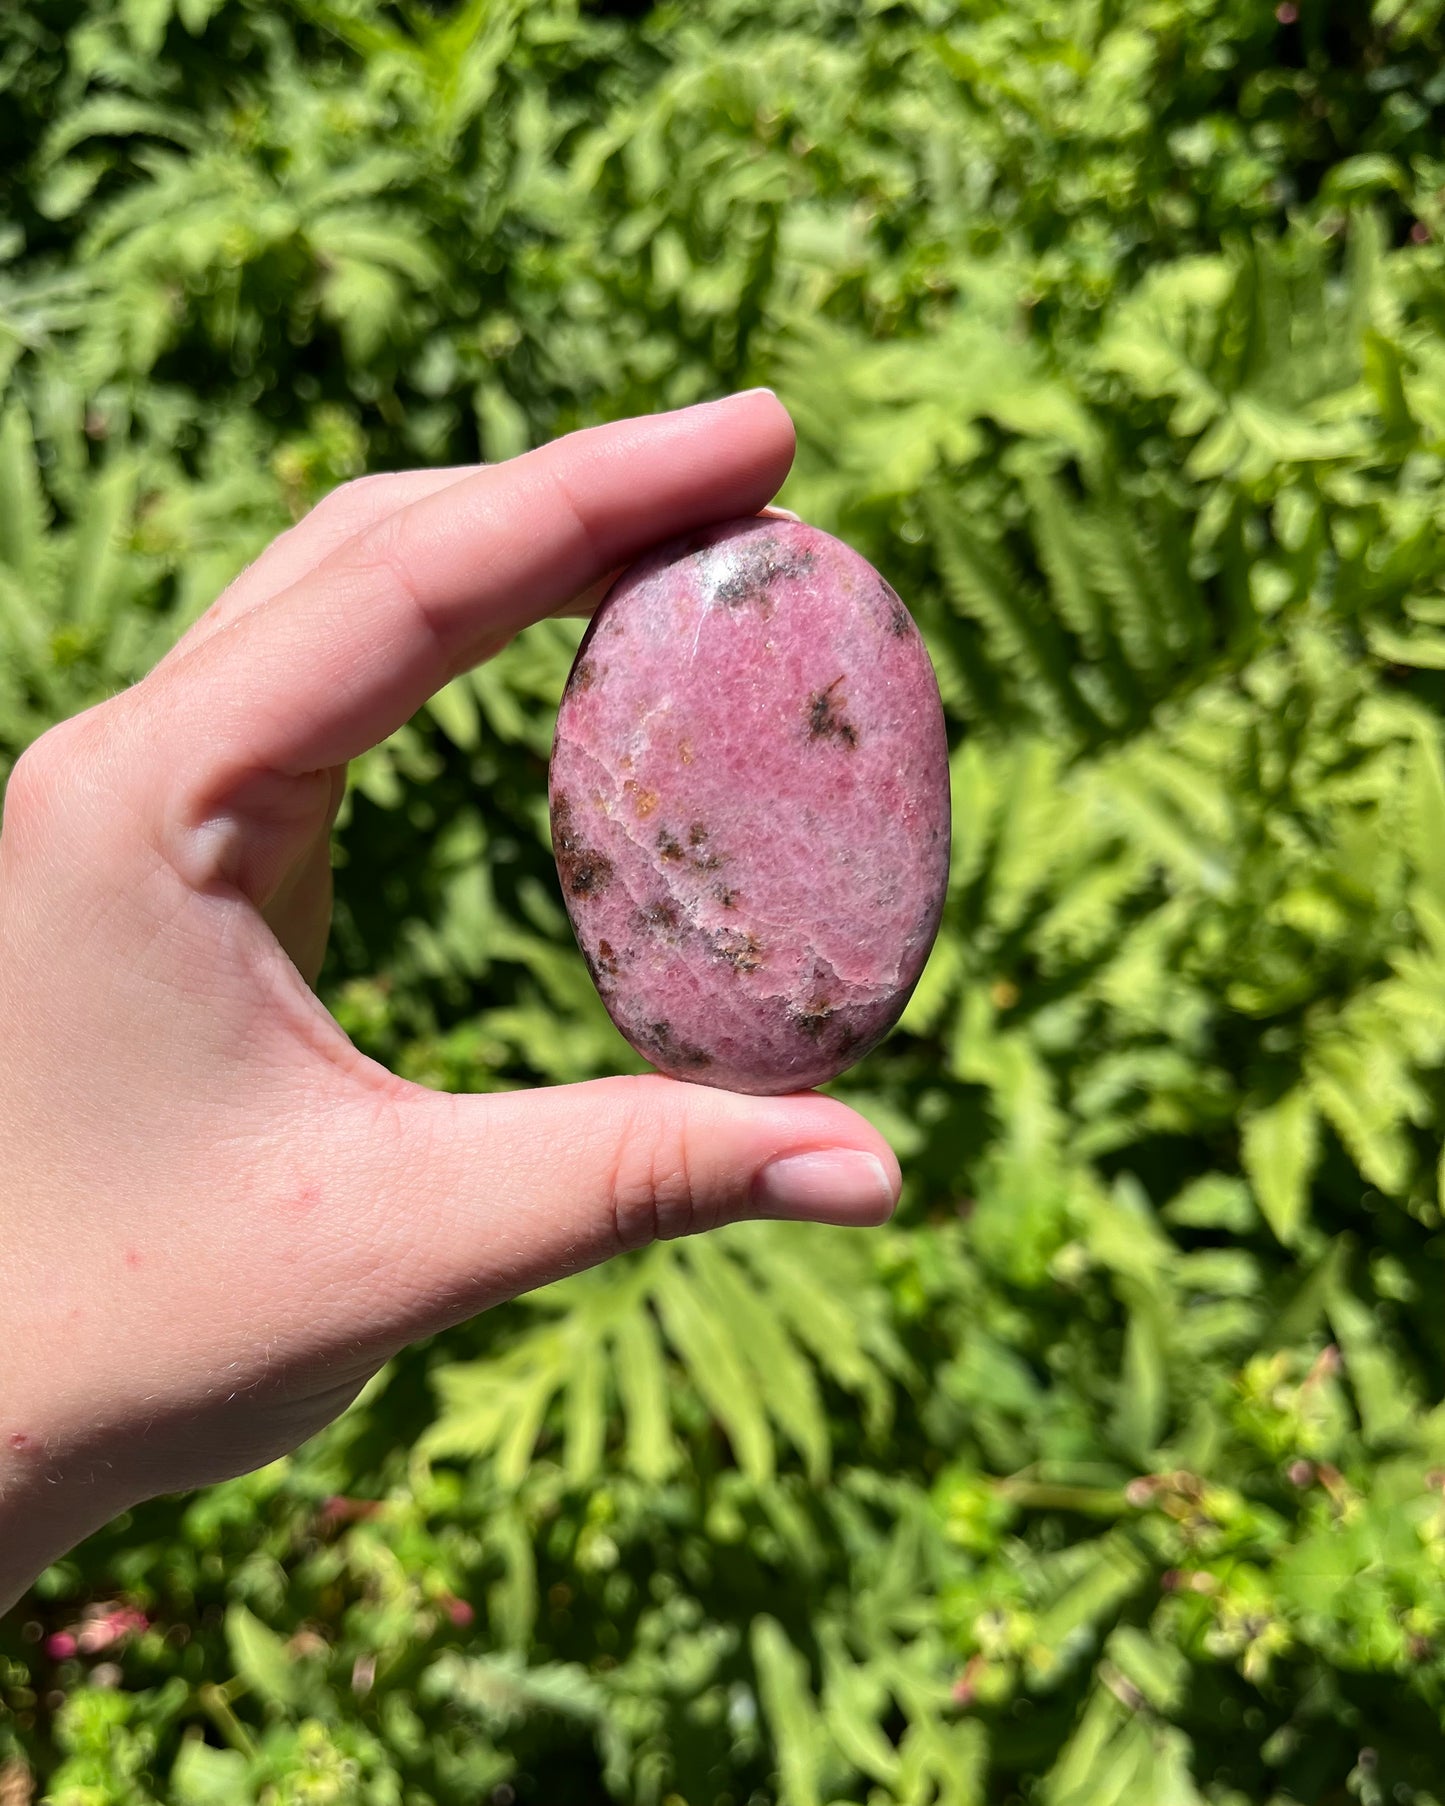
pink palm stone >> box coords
[549,516,950,1095]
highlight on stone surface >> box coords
[548,515,951,1095]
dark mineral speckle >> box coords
[807,677,858,748]
[713,537,816,609]
[714,928,764,974]
[790,999,836,1039]
[638,900,681,936]
[643,1020,713,1068]
[683,821,724,870]
[552,794,615,898]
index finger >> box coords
[143,391,794,803]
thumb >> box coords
[338,1074,899,1342]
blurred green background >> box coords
[5,0,1445,1799]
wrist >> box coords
[0,1429,127,1617]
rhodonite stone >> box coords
[548,516,951,1095]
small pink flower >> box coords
[77,1607,148,1654]
[45,1633,78,1661]
[319,1496,383,1527]
[950,1654,985,1707]
[441,1594,475,1628]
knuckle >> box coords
[606,1083,707,1254]
[356,509,453,666]
[541,462,607,570]
[3,719,84,841]
[310,472,389,528]
[2,703,135,859]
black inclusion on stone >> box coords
[553,793,614,898]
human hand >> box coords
[0,392,900,1612]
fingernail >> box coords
[723,386,777,402]
[753,1149,897,1226]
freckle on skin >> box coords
[294,1182,322,1211]
[124,1248,142,1270]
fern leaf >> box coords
[1025,1534,1153,1686]
[654,1261,774,1480]
[1325,1274,1419,1447]
[1022,464,1139,724]
[610,1299,680,1482]
[1074,492,1170,681]
[1135,494,1210,661]
[748,1232,897,1436]
[897,926,964,1035]
[420,1646,602,1728]
[751,1616,824,1806]
[928,490,1103,739]
[1408,731,1445,948]
[1241,1086,1318,1245]
[987,739,1072,931]
[487,1508,539,1649]
[427,674,482,750]
[1306,1019,1421,1196]
[818,1626,899,1785]
[562,1337,608,1487]
[69,455,137,634]
[896,1712,988,1806]
[1110,1291,1169,1460]
[40,95,203,165]
[911,590,992,722]
[0,563,63,704]
[686,1236,829,1481]
[947,738,1000,895]
[225,1604,303,1709]
[0,400,48,584]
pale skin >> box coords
[0,392,900,1614]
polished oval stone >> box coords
[549,516,951,1094]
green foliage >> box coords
[6,0,1445,1800]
